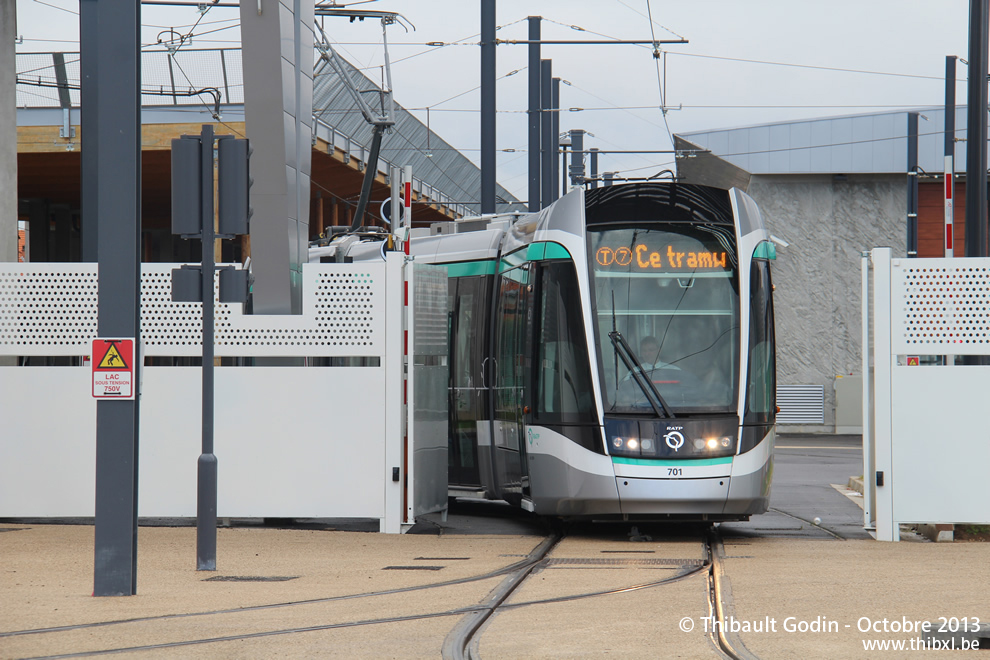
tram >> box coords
[313,182,777,521]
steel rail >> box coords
[707,529,762,660]
[441,534,561,660]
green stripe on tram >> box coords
[526,242,546,261]
[526,241,571,262]
[449,243,572,277]
[499,249,528,272]
[442,261,496,278]
[753,241,776,260]
[611,456,733,467]
[542,242,571,260]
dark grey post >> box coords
[527,16,541,212]
[966,0,989,257]
[946,56,957,159]
[907,112,918,257]
[590,148,599,189]
[604,172,614,187]
[569,129,585,187]
[551,77,560,203]
[86,0,142,597]
[197,124,218,571]
[561,143,568,198]
[540,59,553,209]
[349,125,384,231]
[480,0,496,214]
[79,0,98,262]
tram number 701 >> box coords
[667,468,683,477]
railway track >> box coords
[3,521,843,659]
[442,525,762,660]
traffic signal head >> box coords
[171,137,202,235]
[218,137,252,236]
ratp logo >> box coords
[664,430,685,451]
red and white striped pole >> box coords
[944,154,954,258]
[401,166,412,522]
[403,166,413,255]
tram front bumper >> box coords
[616,476,730,515]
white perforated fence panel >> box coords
[0,265,99,355]
[0,263,387,357]
[891,257,990,354]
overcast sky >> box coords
[13,0,977,200]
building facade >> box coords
[678,107,982,432]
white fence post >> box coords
[871,248,897,541]
[861,251,875,530]
[382,251,405,533]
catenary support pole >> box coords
[480,0,496,214]
[590,148,599,189]
[87,0,142,596]
[551,77,560,204]
[907,112,919,257]
[561,143,568,198]
[569,129,585,188]
[527,16,541,212]
[79,2,98,261]
[540,59,553,209]
[965,0,988,257]
[350,125,385,232]
[945,55,956,258]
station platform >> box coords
[2,435,988,659]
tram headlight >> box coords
[604,419,737,459]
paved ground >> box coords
[2,434,988,659]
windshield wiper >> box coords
[608,329,674,419]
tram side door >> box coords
[447,275,492,495]
[491,263,533,504]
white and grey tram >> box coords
[314,182,777,521]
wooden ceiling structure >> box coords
[16,119,458,261]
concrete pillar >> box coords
[0,0,17,263]
[239,0,314,314]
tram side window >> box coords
[494,266,532,416]
[448,275,490,485]
[536,262,597,432]
[745,259,776,425]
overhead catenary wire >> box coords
[30,0,76,16]
[645,0,676,149]
[668,51,954,82]
[15,6,967,207]
[614,0,687,40]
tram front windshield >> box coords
[589,224,740,415]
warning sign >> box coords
[92,339,135,399]
[98,343,128,369]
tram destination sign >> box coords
[91,338,135,399]
[594,243,729,271]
